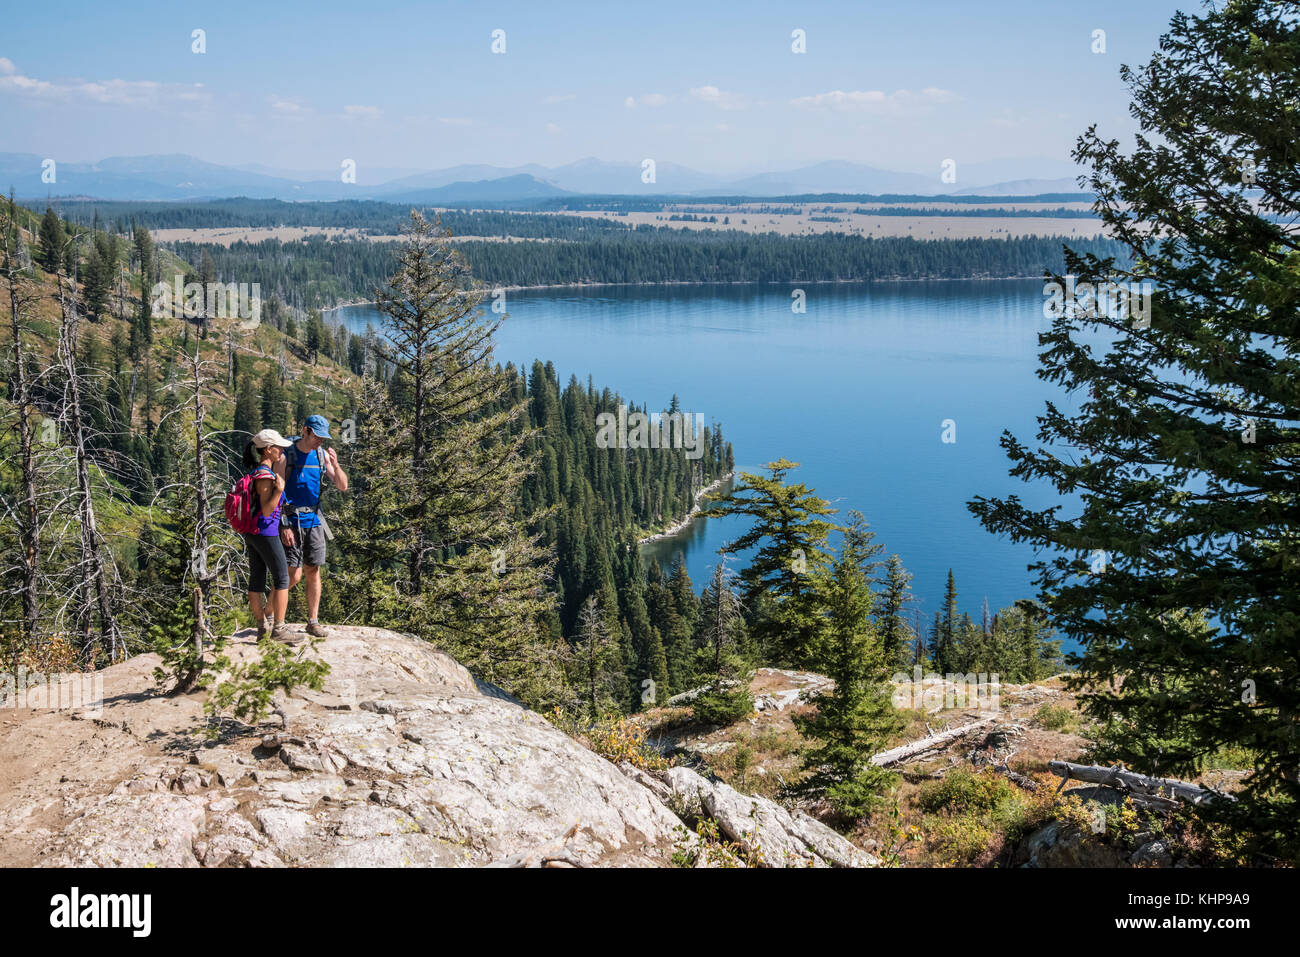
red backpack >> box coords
[225,467,270,534]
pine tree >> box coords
[875,554,915,673]
[793,513,905,819]
[570,595,622,716]
[935,569,959,673]
[197,249,215,336]
[305,309,325,364]
[83,232,113,321]
[330,372,408,626]
[701,458,837,666]
[969,1,1300,859]
[133,223,154,350]
[691,559,752,725]
[259,368,287,433]
[232,374,260,444]
[373,210,563,708]
[38,207,63,272]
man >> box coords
[278,414,348,637]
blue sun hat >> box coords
[304,414,331,439]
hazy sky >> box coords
[2,0,1190,175]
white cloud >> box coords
[543,93,576,104]
[439,116,472,126]
[342,104,381,118]
[690,85,743,110]
[0,61,207,107]
[789,87,958,114]
[546,122,561,134]
[269,96,308,115]
[625,93,668,109]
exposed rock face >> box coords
[0,628,687,867]
[639,765,878,868]
[0,626,876,868]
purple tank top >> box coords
[251,465,282,536]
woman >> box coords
[242,429,295,642]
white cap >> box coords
[252,428,293,449]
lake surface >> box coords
[330,280,1074,636]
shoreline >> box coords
[321,275,1046,316]
[637,472,734,547]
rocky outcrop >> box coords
[0,627,687,867]
[0,626,875,868]
[624,765,878,868]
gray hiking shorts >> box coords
[285,524,327,568]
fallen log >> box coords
[870,716,998,767]
[1047,760,1235,806]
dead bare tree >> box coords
[54,226,122,663]
[163,339,245,692]
[184,341,212,690]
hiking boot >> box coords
[270,622,301,644]
[257,615,273,641]
[305,620,329,638]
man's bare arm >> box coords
[325,447,349,492]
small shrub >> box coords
[555,709,669,771]
[915,767,1053,865]
[924,814,997,865]
[4,631,81,674]
[204,636,330,733]
[729,742,755,789]
[693,686,754,726]
[151,594,236,694]
[1034,702,1080,732]
[1055,793,1141,840]
[670,818,759,868]
[917,767,1013,814]
[1202,744,1256,771]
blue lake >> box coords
[330,279,1074,634]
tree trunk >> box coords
[1047,760,1234,806]
[57,245,121,663]
[869,716,998,767]
[181,345,211,693]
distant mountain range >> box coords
[0,152,1088,203]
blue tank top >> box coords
[283,440,323,529]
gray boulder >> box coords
[641,765,878,868]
